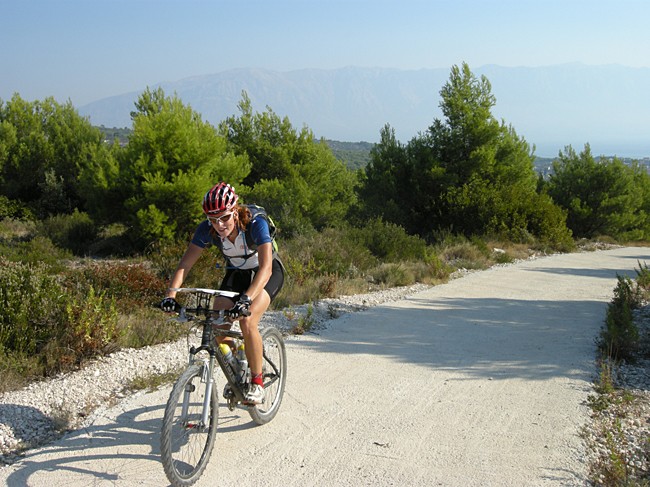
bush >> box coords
[350,218,430,262]
[0,258,123,389]
[0,259,66,356]
[66,260,168,312]
[6,236,72,268]
[87,223,136,257]
[633,260,650,294]
[600,275,641,360]
[282,227,377,282]
[0,196,34,220]
[41,286,120,371]
[39,209,98,256]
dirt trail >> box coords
[3,247,649,486]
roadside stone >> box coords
[0,283,430,466]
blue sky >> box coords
[2,0,649,106]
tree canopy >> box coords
[546,144,650,240]
[360,63,572,247]
[0,95,103,217]
[219,92,358,236]
[3,63,650,256]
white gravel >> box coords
[1,247,649,486]
[0,282,433,465]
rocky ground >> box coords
[0,266,648,485]
[0,283,432,467]
[582,305,650,485]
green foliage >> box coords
[1,233,72,270]
[281,227,377,282]
[220,92,358,236]
[146,237,226,290]
[349,217,431,262]
[634,260,650,292]
[119,87,250,245]
[54,286,120,367]
[0,259,66,356]
[0,258,123,379]
[324,139,374,170]
[601,275,641,361]
[0,255,183,391]
[547,144,649,240]
[360,63,569,248]
[0,195,34,220]
[39,209,97,256]
[0,94,104,217]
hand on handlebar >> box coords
[227,294,252,318]
[160,297,180,313]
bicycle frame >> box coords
[161,287,287,486]
[172,287,280,411]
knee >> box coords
[239,318,257,334]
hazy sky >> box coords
[2,0,649,106]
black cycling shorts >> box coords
[219,257,285,302]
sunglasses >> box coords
[207,211,234,225]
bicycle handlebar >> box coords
[166,287,251,321]
[169,287,238,299]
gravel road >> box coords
[2,246,650,486]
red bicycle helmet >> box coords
[202,182,239,214]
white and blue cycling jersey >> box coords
[191,217,272,270]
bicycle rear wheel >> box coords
[160,363,218,486]
[248,326,287,425]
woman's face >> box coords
[207,210,237,238]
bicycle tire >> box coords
[160,363,218,486]
[248,326,287,425]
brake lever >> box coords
[169,307,189,323]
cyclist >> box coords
[160,182,285,405]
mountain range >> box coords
[79,64,650,158]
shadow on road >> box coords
[2,395,258,485]
[299,295,605,383]
[296,254,650,386]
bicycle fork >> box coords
[181,355,216,431]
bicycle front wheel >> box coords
[160,363,218,487]
[248,326,287,425]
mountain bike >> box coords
[159,287,287,487]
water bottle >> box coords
[236,342,248,385]
[218,343,238,374]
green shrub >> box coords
[147,238,226,291]
[600,275,640,360]
[282,227,377,279]
[43,286,120,370]
[87,223,135,257]
[0,258,124,389]
[0,259,66,356]
[0,196,34,220]
[0,235,72,270]
[350,218,430,262]
[438,240,491,270]
[39,209,98,255]
[633,260,650,294]
[368,263,414,287]
[0,217,38,243]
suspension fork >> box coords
[181,350,197,421]
[200,355,216,427]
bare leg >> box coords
[239,290,271,376]
[212,296,235,347]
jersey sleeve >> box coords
[190,220,216,248]
[249,216,272,246]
